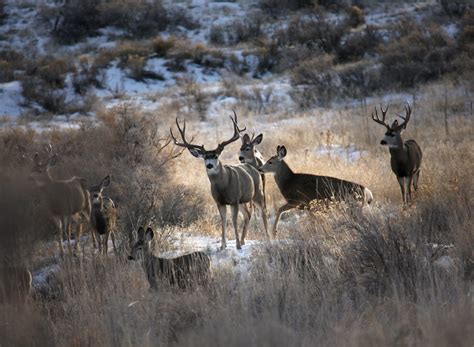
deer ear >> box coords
[242,134,250,144]
[189,148,203,158]
[277,145,287,160]
[253,134,263,145]
[145,228,154,242]
[33,152,40,165]
[101,175,111,189]
[47,154,58,167]
[137,227,145,240]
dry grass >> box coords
[0,82,473,345]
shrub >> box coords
[210,17,262,46]
[98,1,168,38]
[379,23,457,88]
[259,0,314,14]
[0,0,5,25]
[440,0,468,17]
[48,0,102,44]
[0,60,14,83]
[336,25,380,62]
[152,36,176,57]
[72,55,104,95]
[21,57,71,113]
[0,50,26,82]
[348,5,365,27]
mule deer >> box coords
[260,145,373,235]
[371,104,422,204]
[29,146,90,255]
[89,175,118,255]
[170,112,269,250]
[239,133,266,209]
[0,265,32,303]
[128,227,211,289]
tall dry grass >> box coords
[0,82,473,345]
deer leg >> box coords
[407,175,413,204]
[254,199,270,240]
[110,232,117,256]
[273,203,295,236]
[397,176,407,204]
[231,204,241,250]
[413,170,420,191]
[65,217,73,253]
[217,204,227,250]
[240,203,252,245]
[261,174,267,210]
[96,232,103,254]
[104,231,110,255]
[75,221,82,252]
[55,217,64,256]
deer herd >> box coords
[2,103,422,299]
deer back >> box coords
[44,178,89,216]
[158,251,211,288]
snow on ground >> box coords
[0,81,25,117]
[165,232,264,275]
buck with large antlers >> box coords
[29,145,91,255]
[371,104,422,204]
[170,112,269,250]
[260,145,373,235]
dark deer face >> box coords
[128,227,154,260]
[90,175,111,208]
[260,145,286,174]
[239,133,263,164]
[381,120,403,148]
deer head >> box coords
[239,133,263,164]
[372,104,412,148]
[29,144,58,187]
[260,145,287,174]
[89,175,111,209]
[170,111,246,175]
[128,227,154,260]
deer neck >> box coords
[207,160,229,188]
[274,160,295,189]
[388,137,408,161]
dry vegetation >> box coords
[0,1,473,346]
[1,81,473,345]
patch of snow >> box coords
[0,81,25,117]
[164,232,263,275]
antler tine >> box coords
[395,102,411,130]
[371,104,390,130]
[170,117,206,151]
[216,110,247,153]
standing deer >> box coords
[89,175,118,255]
[29,146,90,255]
[371,104,422,204]
[260,145,373,235]
[128,227,211,289]
[239,133,266,209]
[170,112,269,250]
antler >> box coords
[371,104,390,130]
[215,110,246,153]
[394,103,411,130]
[169,118,206,152]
